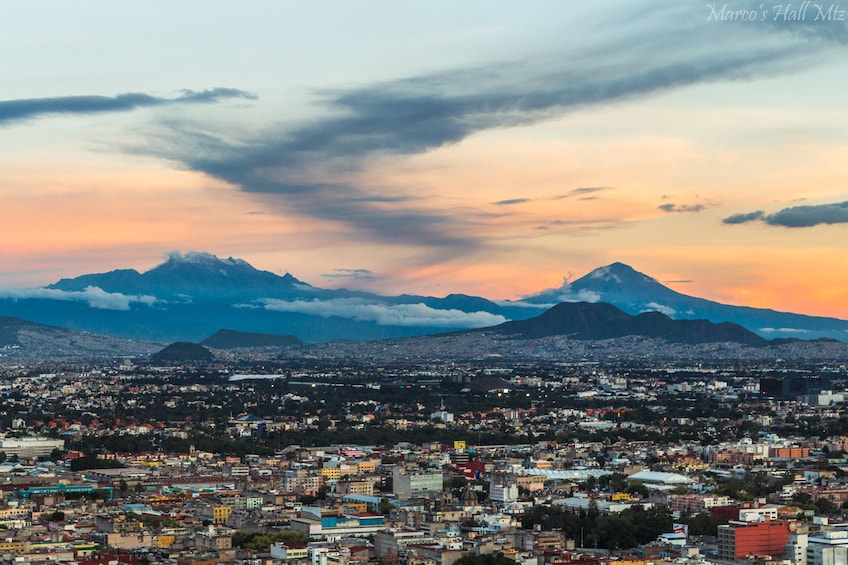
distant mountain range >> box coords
[1,251,846,343]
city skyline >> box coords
[2,2,848,319]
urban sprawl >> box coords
[0,356,846,565]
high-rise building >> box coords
[717,519,790,563]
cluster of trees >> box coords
[677,512,727,536]
[69,455,125,472]
[231,529,308,550]
[521,502,673,550]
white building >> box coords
[786,532,807,565]
[807,529,848,565]
[0,437,65,459]
[490,483,519,504]
[627,470,694,490]
[739,506,779,522]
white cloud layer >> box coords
[644,302,676,316]
[253,297,506,328]
[0,286,159,311]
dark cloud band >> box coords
[659,203,706,213]
[0,88,255,126]
[724,202,848,228]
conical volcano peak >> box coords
[583,262,658,286]
[161,250,253,270]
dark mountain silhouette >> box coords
[202,329,302,348]
[492,301,767,345]
[150,342,215,363]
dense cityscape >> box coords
[0,350,847,565]
[4,2,848,565]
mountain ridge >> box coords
[2,252,847,342]
[517,262,848,339]
[489,301,767,345]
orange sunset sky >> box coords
[2,1,848,319]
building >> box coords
[0,436,65,459]
[717,519,790,563]
[626,470,694,490]
[786,532,807,565]
[489,473,519,504]
[670,494,732,514]
[290,507,386,540]
[739,506,779,522]
[227,414,270,437]
[374,528,434,558]
[807,529,848,565]
[270,543,309,561]
[392,467,443,498]
[337,479,375,496]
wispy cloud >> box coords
[0,88,255,126]
[724,201,848,227]
[658,203,707,213]
[493,198,530,206]
[722,210,765,225]
[560,187,612,198]
[321,268,378,281]
[248,297,506,328]
[0,286,159,310]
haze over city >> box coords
[2,1,848,320]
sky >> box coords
[2,1,848,319]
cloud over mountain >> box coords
[250,297,506,328]
[0,286,159,310]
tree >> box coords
[587,499,600,521]
[50,510,65,522]
[628,482,649,498]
